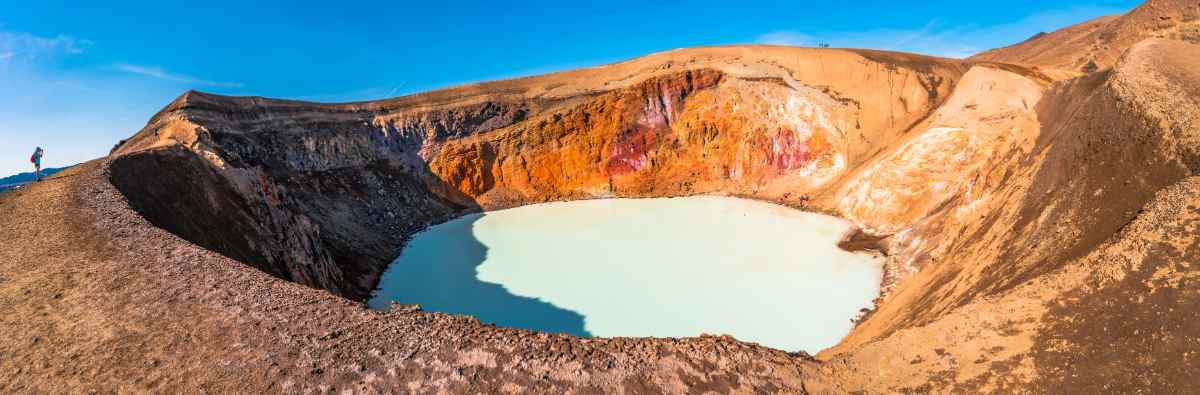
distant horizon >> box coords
[0,0,1138,176]
[0,165,69,185]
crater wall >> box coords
[108,47,970,303]
[104,40,1199,371]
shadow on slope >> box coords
[367,213,592,337]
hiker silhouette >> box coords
[30,147,44,181]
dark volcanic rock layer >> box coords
[107,88,555,299]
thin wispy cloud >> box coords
[755,31,816,47]
[0,30,148,176]
[755,5,1126,59]
[294,83,408,103]
[755,22,981,59]
[114,63,244,89]
[0,31,91,63]
[296,56,620,103]
[384,83,406,98]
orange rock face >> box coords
[423,61,956,211]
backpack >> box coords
[30,154,36,163]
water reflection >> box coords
[368,213,592,337]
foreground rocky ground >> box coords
[1,161,832,393]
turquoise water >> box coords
[368,196,882,352]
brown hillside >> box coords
[970,0,1200,73]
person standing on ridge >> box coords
[30,147,44,181]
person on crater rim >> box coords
[30,147,44,181]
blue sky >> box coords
[0,0,1138,176]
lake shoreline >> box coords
[369,196,884,352]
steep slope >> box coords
[971,0,1200,72]
[818,38,1200,392]
[833,37,1200,351]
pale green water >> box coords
[368,196,882,352]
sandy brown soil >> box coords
[971,0,1199,73]
[2,1,1200,393]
